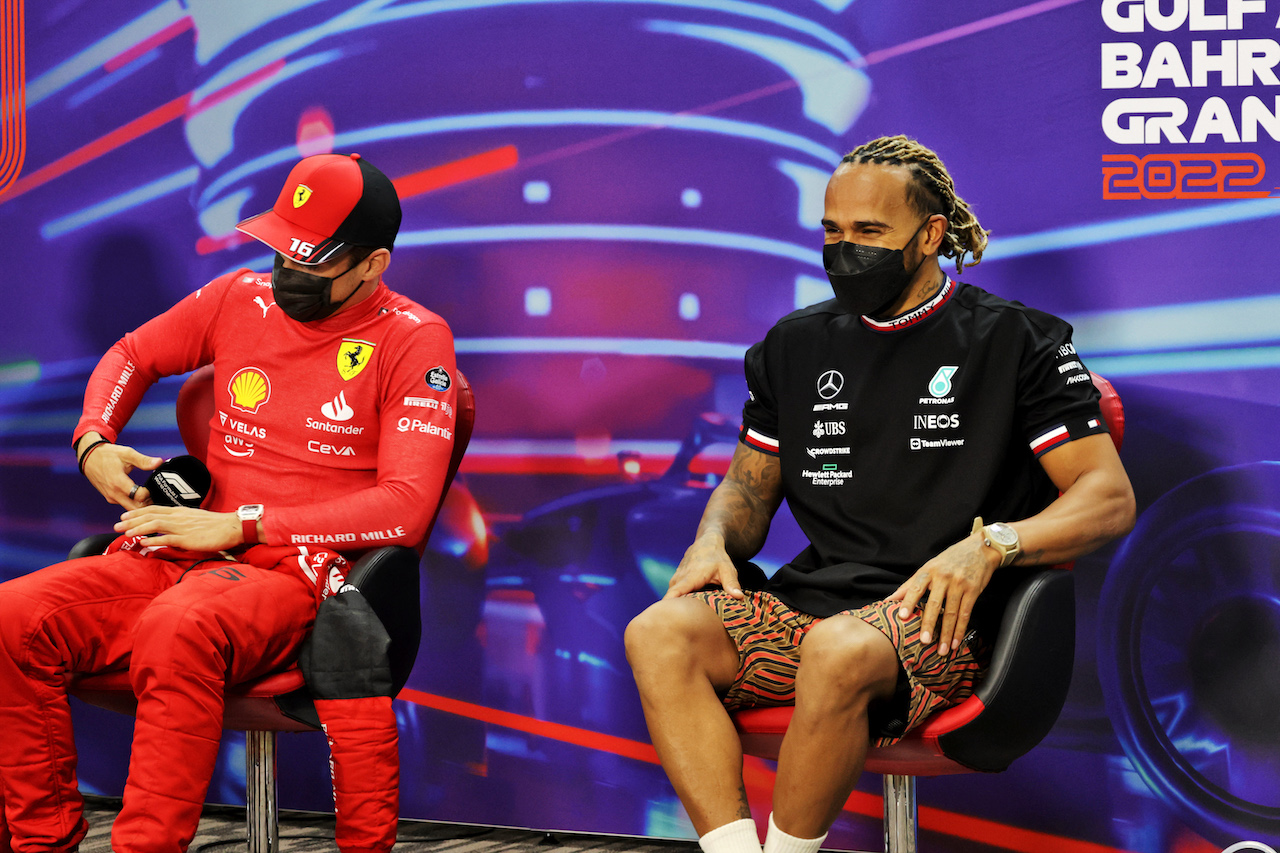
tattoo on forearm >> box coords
[1015,548,1046,566]
[698,445,782,559]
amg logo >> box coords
[812,402,850,412]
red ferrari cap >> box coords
[235,153,402,265]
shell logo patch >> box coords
[293,184,313,208]
[337,339,376,381]
[228,367,272,413]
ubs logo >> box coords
[817,370,844,400]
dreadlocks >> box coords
[842,135,990,274]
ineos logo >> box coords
[817,370,844,400]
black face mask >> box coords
[271,254,364,322]
[823,218,931,317]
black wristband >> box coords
[77,438,112,476]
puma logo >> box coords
[254,296,273,318]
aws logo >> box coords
[228,367,271,414]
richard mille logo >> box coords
[817,370,844,400]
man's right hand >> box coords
[78,432,162,510]
[664,532,745,600]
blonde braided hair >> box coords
[843,135,990,274]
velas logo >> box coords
[337,338,375,381]
[227,367,271,413]
[929,366,958,398]
[816,369,844,400]
[293,184,313,208]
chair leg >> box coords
[882,774,917,853]
[244,730,279,853]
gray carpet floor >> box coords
[80,797,700,853]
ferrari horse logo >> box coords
[337,339,375,381]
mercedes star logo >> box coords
[817,369,844,400]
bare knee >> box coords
[625,597,738,688]
[798,615,899,703]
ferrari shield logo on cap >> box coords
[293,184,313,208]
[337,339,375,381]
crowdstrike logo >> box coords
[816,369,844,400]
[321,391,355,421]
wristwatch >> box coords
[237,504,265,545]
[972,516,1021,567]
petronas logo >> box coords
[929,366,958,398]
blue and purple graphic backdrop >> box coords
[3,2,1279,852]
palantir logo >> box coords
[817,369,844,400]
[928,366,958,398]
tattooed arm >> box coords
[664,441,784,599]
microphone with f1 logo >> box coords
[142,455,211,508]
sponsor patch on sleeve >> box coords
[425,366,452,392]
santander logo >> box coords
[321,391,355,422]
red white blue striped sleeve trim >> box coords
[741,427,780,455]
[1029,425,1071,457]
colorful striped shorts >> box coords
[689,589,990,747]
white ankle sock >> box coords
[699,818,761,853]
[762,812,826,853]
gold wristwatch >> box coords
[972,516,1020,567]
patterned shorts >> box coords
[690,589,990,747]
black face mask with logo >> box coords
[271,253,364,322]
[823,218,931,318]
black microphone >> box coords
[143,455,211,508]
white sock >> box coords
[699,818,761,853]
[763,812,826,853]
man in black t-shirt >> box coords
[625,136,1135,853]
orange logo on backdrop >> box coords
[228,367,272,413]
[1103,153,1273,200]
[0,0,26,197]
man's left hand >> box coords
[886,529,1000,656]
[115,506,241,552]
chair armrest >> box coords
[67,533,118,561]
[344,545,422,695]
[935,568,1075,772]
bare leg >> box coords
[771,615,900,837]
[625,597,747,834]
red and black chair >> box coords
[732,375,1124,853]
[67,364,476,853]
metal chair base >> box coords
[245,730,278,853]
[882,774,917,853]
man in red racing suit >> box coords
[0,153,455,853]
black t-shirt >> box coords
[739,280,1108,638]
